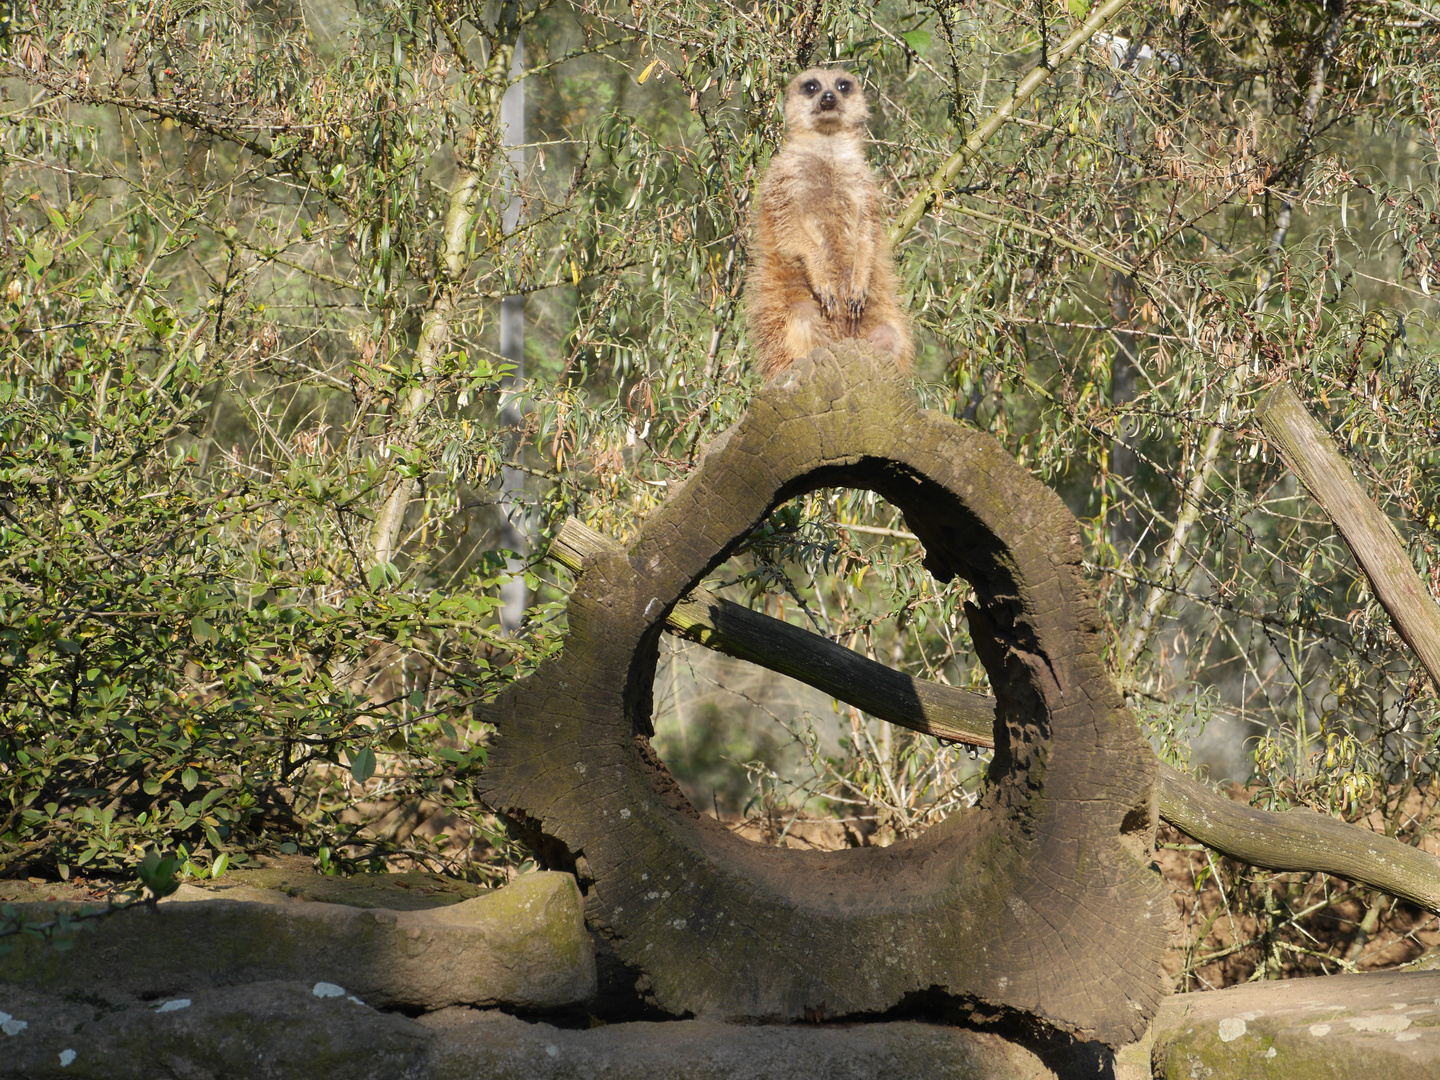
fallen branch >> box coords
[1155,762,1440,911]
[1255,381,1440,685]
[550,516,1440,914]
[553,518,996,748]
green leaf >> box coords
[26,239,53,277]
[136,850,181,899]
[181,767,198,791]
[901,29,930,53]
[350,746,376,784]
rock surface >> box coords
[1150,970,1440,1079]
[0,981,1059,1080]
[422,1010,1059,1080]
[10,858,1440,1078]
[1,870,594,1012]
[0,858,484,910]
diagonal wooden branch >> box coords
[550,516,1440,913]
[1255,382,1440,685]
[555,518,997,746]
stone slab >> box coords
[1151,970,1440,1079]
[175,860,486,910]
[0,981,428,1080]
[422,1010,1059,1080]
[1,870,594,1012]
[0,859,483,911]
[0,981,1059,1080]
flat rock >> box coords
[1,870,594,1012]
[176,860,486,910]
[1151,970,1440,1079]
[0,981,428,1080]
[422,1011,1059,1080]
[0,981,1059,1080]
[0,858,483,912]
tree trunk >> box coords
[497,34,529,634]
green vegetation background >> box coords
[3,0,1440,982]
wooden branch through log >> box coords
[550,516,1440,914]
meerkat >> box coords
[745,68,913,379]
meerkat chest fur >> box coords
[769,138,875,238]
[746,68,913,378]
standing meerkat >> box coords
[746,68,913,379]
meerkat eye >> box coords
[837,80,852,94]
[803,80,820,96]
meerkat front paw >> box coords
[847,295,867,334]
[817,290,839,321]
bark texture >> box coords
[480,344,1169,1045]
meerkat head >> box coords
[783,68,868,140]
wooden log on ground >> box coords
[1155,763,1440,911]
[482,343,1169,1046]
[551,515,1440,914]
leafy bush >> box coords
[1,349,531,880]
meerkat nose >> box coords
[818,90,837,110]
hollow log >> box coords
[550,521,1440,914]
[481,343,1169,1046]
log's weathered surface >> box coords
[553,522,1440,914]
[480,343,1170,1046]
[0,870,594,1012]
